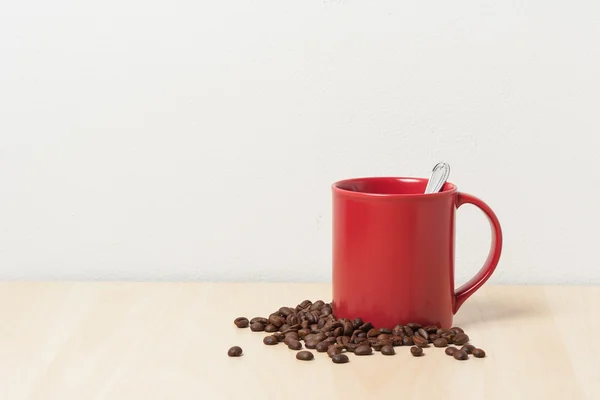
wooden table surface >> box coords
[0,283,598,400]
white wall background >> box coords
[1,1,599,284]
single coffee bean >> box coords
[407,322,422,330]
[321,306,332,316]
[273,332,285,342]
[343,321,354,336]
[332,353,349,364]
[450,326,464,334]
[327,345,342,358]
[461,344,476,354]
[333,327,343,337]
[296,350,314,361]
[313,333,327,342]
[403,326,414,337]
[417,328,429,340]
[379,328,393,334]
[279,306,294,316]
[403,336,414,346]
[310,300,325,310]
[316,341,330,352]
[288,315,299,325]
[279,324,290,332]
[413,335,429,348]
[341,336,351,346]
[472,348,486,358]
[437,328,449,335]
[355,344,373,356]
[391,335,403,346]
[352,317,363,329]
[325,337,337,345]
[284,335,299,345]
[434,338,448,348]
[355,337,368,344]
[381,345,395,355]
[359,322,373,332]
[372,342,385,351]
[367,328,380,338]
[317,318,326,330]
[305,340,319,349]
[357,332,367,339]
[429,334,439,342]
[345,343,359,353]
[377,333,390,341]
[424,325,438,334]
[250,317,268,325]
[453,350,468,360]
[298,329,310,339]
[227,346,243,357]
[453,333,470,346]
[445,347,457,356]
[299,300,312,309]
[234,317,249,328]
[263,335,279,345]
[410,346,423,357]
[393,325,404,336]
[264,324,278,333]
[250,322,265,332]
[335,336,344,346]
[288,340,303,350]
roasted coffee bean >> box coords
[359,322,373,332]
[357,331,367,339]
[355,344,373,356]
[316,341,330,352]
[341,336,351,347]
[310,300,325,310]
[410,346,423,357]
[305,340,319,349]
[298,329,310,339]
[284,334,299,345]
[472,348,486,358]
[288,315,299,325]
[314,333,327,342]
[461,345,476,354]
[433,338,448,347]
[263,335,279,345]
[264,324,278,333]
[453,333,469,345]
[393,325,404,336]
[407,322,422,330]
[379,328,392,334]
[296,351,314,361]
[279,324,290,332]
[234,317,249,328]
[416,328,429,340]
[367,328,380,338]
[288,340,303,350]
[437,328,449,335]
[299,300,312,309]
[310,324,319,333]
[413,335,429,348]
[332,354,349,364]
[371,342,385,351]
[317,318,326,330]
[279,306,294,316]
[442,333,455,343]
[341,321,352,337]
[228,346,243,357]
[445,347,457,356]
[273,332,285,342]
[333,327,343,337]
[450,326,464,334]
[300,320,310,329]
[377,333,390,341]
[381,345,395,355]
[403,336,414,346]
[250,317,268,325]
[321,306,332,316]
[346,343,360,353]
[327,345,342,358]
[424,325,438,334]
[250,322,265,332]
[352,317,364,329]
[355,337,368,344]
[391,335,403,346]
[453,350,468,360]
[269,315,285,327]
[325,337,337,344]
[429,334,439,342]
[403,326,414,337]
[330,321,343,330]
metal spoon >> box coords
[424,162,451,194]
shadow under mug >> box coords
[331,177,502,328]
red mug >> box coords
[331,177,502,328]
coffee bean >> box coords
[453,333,469,345]
[359,322,373,332]
[450,326,464,334]
[263,335,279,345]
[437,328,449,335]
[461,344,476,354]
[273,332,285,342]
[345,343,359,353]
[327,345,342,358]
[284,335,298,345]
[453,350,468,360]
[367,328,380,338]
[413,335,429,348]
[313,333,326,342]
[417,328,429,340]
[279,324,291,332]
[433,338,448,348]
[424,325,438,334]
[332,354,349,364]
[279,306,294,316]
[250,317,268,325]
[333,327,343,337]
[343,320,353,336]
[316,341,330,352]
[268,314,284,328]
[317,318,326,329]
[352,317,363,329]
[288,315,299,325]
[264,324,278,333]
[310,300,325,310]
[410,346,423,357]
[341,336,351,347]
[371,342,385,351]
[357,332,367,339]
[391,335,403,346]
[381,345,395,355]
[305,339,319,349]
[445,347,457,356]
[407,322,422,330]
[296,351,314,361]
[377,333,390,341]
[403,336,414,346]
[355,336,368,344]
[250,322,265,332]
[227,346,243,357]
[403,326,414,337]
[355,344,373,355]
[299,300,312,309]
[298,329,310,339]
[234,317,249,328]
[472,348,486,358]
[393,325,404,336]
[379,328,392,334]
[321,306,332,316]
[288,340,303,350]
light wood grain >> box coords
[0,283,598,400]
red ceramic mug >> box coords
[331,177,502,329]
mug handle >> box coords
[453,192,503,313]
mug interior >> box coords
[334,177,456,196]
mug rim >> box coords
[332,176,458,199]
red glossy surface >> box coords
[332,177,502,328]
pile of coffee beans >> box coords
[228,300,486,363]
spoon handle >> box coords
[424,162,451,194]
